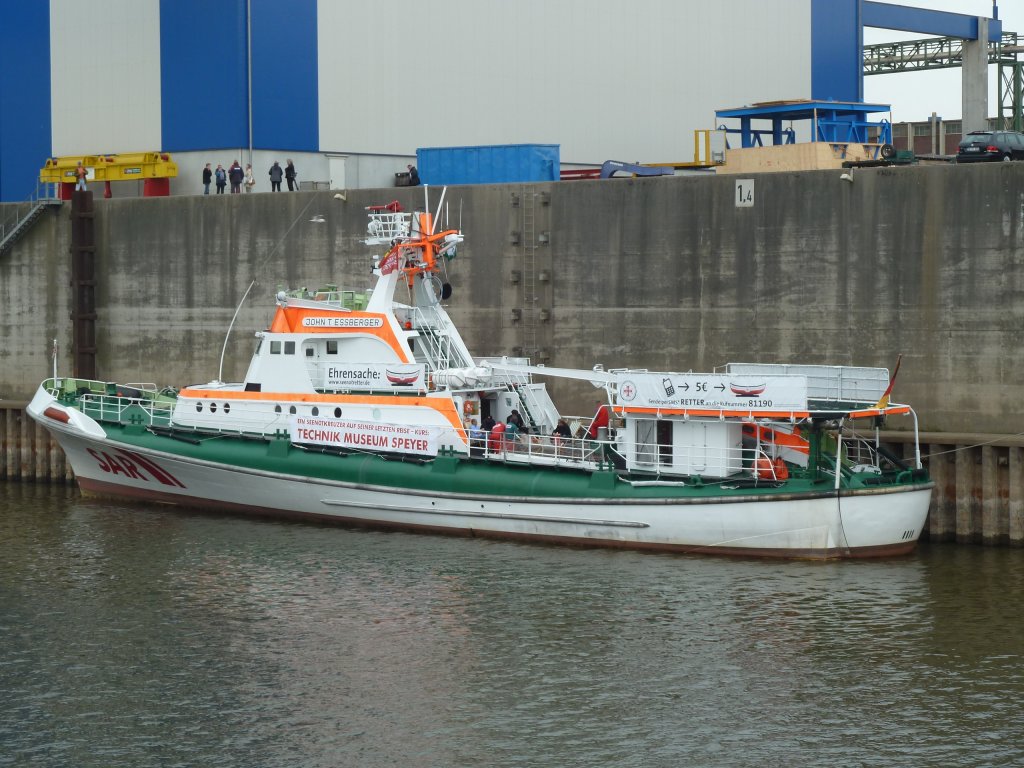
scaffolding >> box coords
[863,31,1024,130]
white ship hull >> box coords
[41,410,932,560]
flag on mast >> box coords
[874,354,902,409]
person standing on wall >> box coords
[74,161,88,191]
[269,161,283,192]
[202,163,212,195]
[244,163,255,192]
[229,160,243,193]
[407,164,420,185]
[285,159,297,191]
[215,164,227,194]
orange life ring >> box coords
[755,456,789,480]
[463,400,473,415]
[754,456,775,479]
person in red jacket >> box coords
[586,400,609,439]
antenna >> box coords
[433,187,447,235]
[216,190,325,383]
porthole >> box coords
[289,405,297,414]
[210,402,218,413]
[311,406,319,416]
[334,407,342,418]
[274,405,282,414]
[195,402,203,412]
[224,403,231,414]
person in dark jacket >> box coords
[407,164,420,185]
[507,409,526,433]
[552,418,572,439]
[214,164,227,194]
[229,161,243,193]
[285,159,297,191]
[202,163,212,194]
[269,161,283,192]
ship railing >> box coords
[365,210,412,244]
[629,437,752,479]
[68,385,176,426]
[407,308,474,373]
[472,429,608,468]
[837,433,910,477]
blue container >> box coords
[416,144,559,185]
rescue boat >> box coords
[27,193,933,558]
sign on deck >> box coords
[614,373,808,411]
[290,415,439,456]
[321,363,426,391]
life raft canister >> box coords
[755,456,789,480]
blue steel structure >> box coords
[863,1,1002,41]
[715,101,893,150]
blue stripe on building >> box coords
[160,0,249,152]
[0,0,52,202]
[810,0,861,103]
[250,0,318,151]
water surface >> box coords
[1,483,1022,767]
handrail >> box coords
[1,181,62,246]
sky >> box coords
[862,0,1024,122]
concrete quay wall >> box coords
[3,164,1023,433]
[3,164,1024,545]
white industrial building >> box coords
[0,0,1001,200]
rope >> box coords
[217,191,329,382]
[922,432,1024,458]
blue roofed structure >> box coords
[715,101,893,151]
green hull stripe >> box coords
[95,423,930,503]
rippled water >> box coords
[1,483,1022,767]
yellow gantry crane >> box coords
[40,152,178,198]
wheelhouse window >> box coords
[326,340,338,355]
[635,420,656,464]
[284,341,296,355]
[270,341,282,354]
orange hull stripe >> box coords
[615,407,811,419]
[849,405,911,418]
[618,405,910,420]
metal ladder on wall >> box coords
[521,192,537,358]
